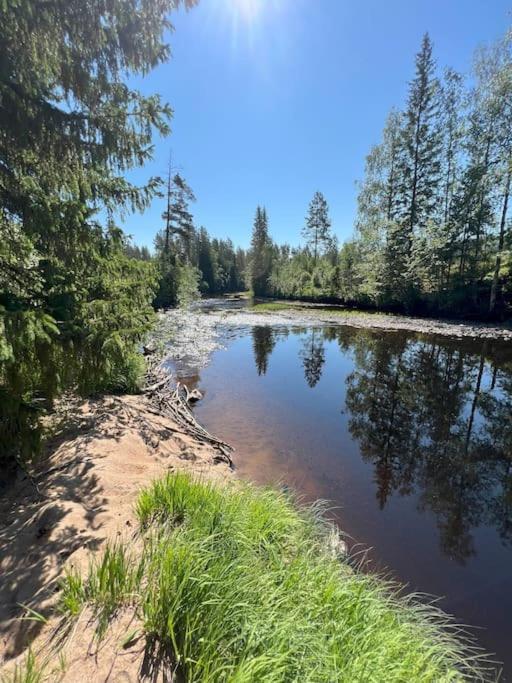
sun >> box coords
[233,0,263,22]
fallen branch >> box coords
[143,354,233,467]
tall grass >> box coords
[60,473,491,682]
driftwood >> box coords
[143,358,233,467]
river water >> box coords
[177,318,512,678]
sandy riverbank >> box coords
[0,394,232,680]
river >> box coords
[172,305,512,679]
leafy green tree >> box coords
[176,265,201,309]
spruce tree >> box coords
[0,0,196,347]
[0,0,196,449]
[162,172,196,262]
[250,206,272,297]
[302,192,333,262]
[197,227,216,293]
[398,33,443,242]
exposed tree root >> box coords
[143,356,233,467]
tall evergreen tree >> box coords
[197,227,216,293]
[155,171,198,308]
[250,206,272,296]
[163,172,196,262]
[398,33,443,241]
[0,0,196,448]
[302,192,333,262]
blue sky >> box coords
[123,0,511,250]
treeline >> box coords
[349,30,512,317]
[149,171,247,308]
[0,1,196,466]
[247,197,341,301]
[248,30,512,318]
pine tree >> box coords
[250,207,272,297]
[302,192,333,262]
[163,172,196,262]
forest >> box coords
[247,31,512,318]
[147,28,512,321]
[2,2,511,681]
[1,0,511,469]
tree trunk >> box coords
[489,165,511,314]
[464,343,486,455]
[164,155,173,257]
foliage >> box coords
[259,28,511,316]
[176,264,201,309]
[350,30,512,317]
[60,472,488,682]
[249,206,273,296]
[0,0,196,467]
[154,173,247,308]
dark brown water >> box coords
[181,324,512,678]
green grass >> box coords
[1,650,44,683]
[250,302,303,312]
[59,473,490,682]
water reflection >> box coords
[250,326,512,563]
[252,326,277,376]
[299,329,326,388]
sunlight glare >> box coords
[234,0,263,22]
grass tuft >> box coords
[1,650,44,683]
[59,543,143,636]
[60,473,492,682]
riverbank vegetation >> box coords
[152,170,248,308]
[59,472,487,682]
[247,30,512,319]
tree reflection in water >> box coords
[251,326,277,376]
[299,329,326,388]
[250,325,512,563]
[342,331,512,563]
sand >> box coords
[0,394,232,681]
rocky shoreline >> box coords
[247,307,512,340]
[152,303,512,380]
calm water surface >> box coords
[180,323,512,678]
